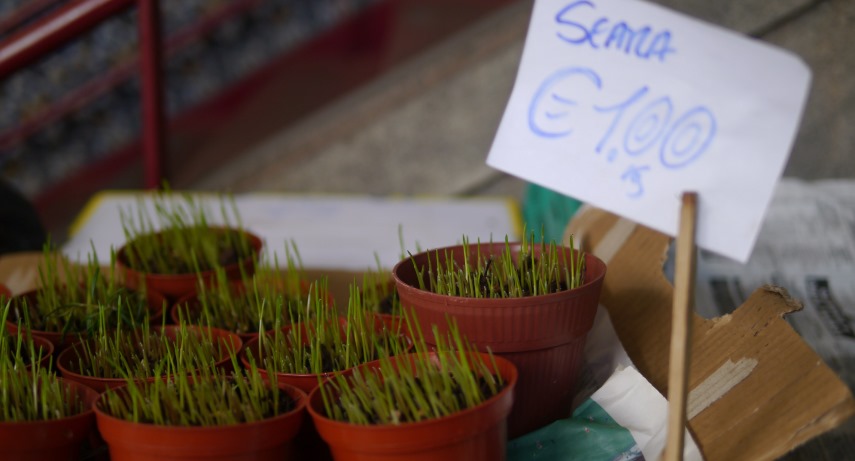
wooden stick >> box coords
[663,192,699,461]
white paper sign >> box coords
[487,0,811,262]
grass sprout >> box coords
[411,229,585,298]
[66,319,229,380]
[1,300,86,422]
[119,185,254,275]
[99,364,295,426]
[318,314,505,425]
[246,278,409,375]
[8,242,156,337]
[174,242,313,335]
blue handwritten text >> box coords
[527,67,716,198]
[555,1,676,62]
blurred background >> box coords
[0,0,852,242]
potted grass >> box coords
[392,231,607,437]
[2,300,54,370]
[171,244,319,345]
[6,245,166,350]
[116,187,263,300]
[307,316,517,461]
[0,331,99,461]
[56,314,242,392]
[241,279,410,394]
[93,360,307,461]
[359,230,416,322]
[241,279,410,460]
[359,262,402,324]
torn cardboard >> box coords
[566,206,855,461]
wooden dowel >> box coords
[663,191,699,461]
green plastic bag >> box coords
[508,398,642,461]
[522,184,583,243]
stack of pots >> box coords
[392,242,606,437]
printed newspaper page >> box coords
[666,178,855,390]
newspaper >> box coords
[665,178,855,391]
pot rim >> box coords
[391,242,606,304]
[92,377,308,431]
[115,227,263,278]
[0,377,99,428]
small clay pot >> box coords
[307,351,518,461]
[0,378,99,461]
[94,380,307,461]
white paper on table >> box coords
[62,192,520,271]
[487,0,811,262]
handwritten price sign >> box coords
[487,0,811,262]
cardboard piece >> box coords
[566,206,855,460]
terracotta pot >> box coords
[56,325,243,393]
[0,378,99,461]
[307,351,517,461]
[116,228,263,301]
[392,243,606,437]
[5,287,169,351]
[94,380,307,461]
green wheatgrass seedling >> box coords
[360,227,420,317]
[68,313,226,381]
[1,303,85,422]
[318,314,504,425]
[412,230,585,299]
[175,243,309,335]
[1,300,47,369]
[9,243,154,336]
[99,361,294,426]
[344,280,409,367]
[119,187,253,275]
[0,361,86,422]
[247,278,408,375]
[248,279,348,374]
[360,255,401,317]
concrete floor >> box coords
[188,0,855,201]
